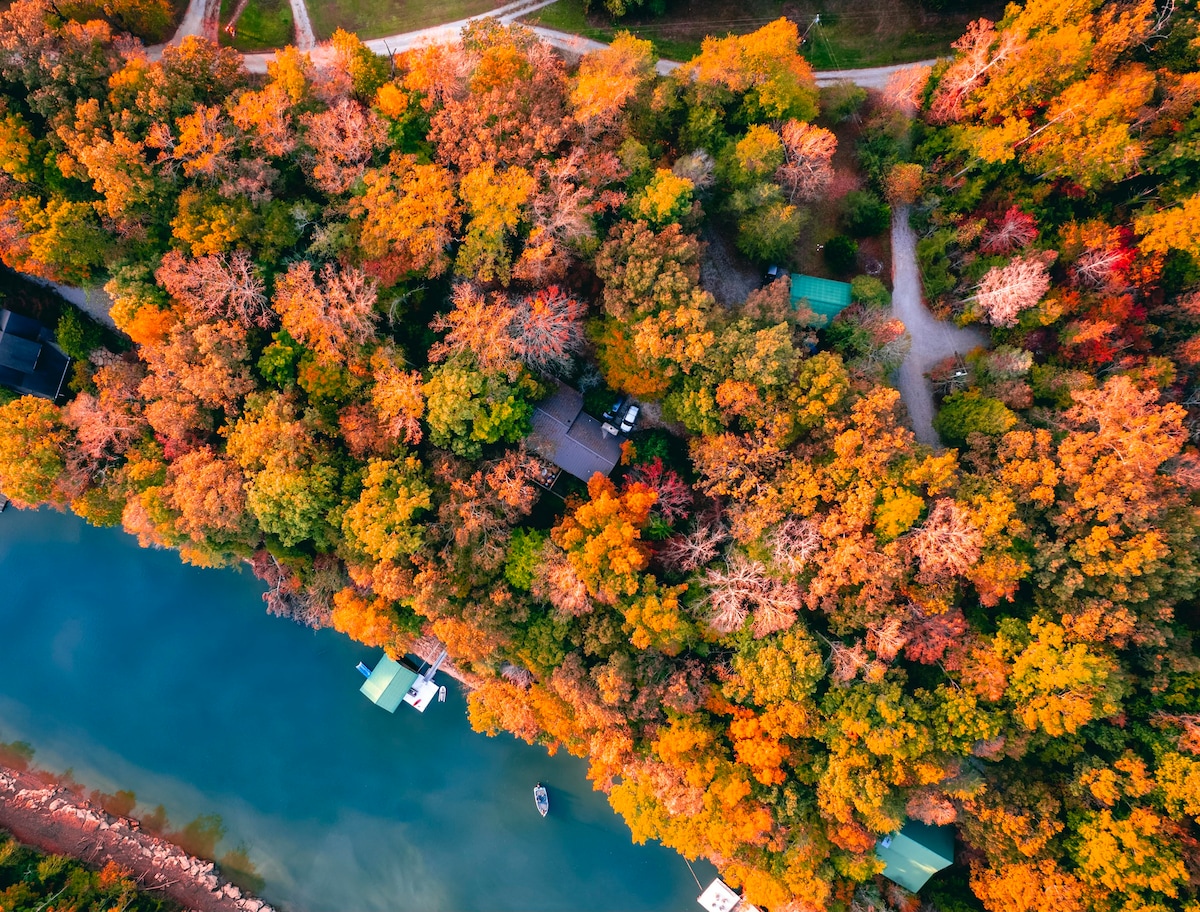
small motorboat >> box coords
[534,783,549,818]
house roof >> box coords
[528,383,623,483]
[360,655,421,713]
[0,333,41,374]
[536,382,584,425]
[0,308,70,400]
[790,274,854,323]
[877,820,955,893]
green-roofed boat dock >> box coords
[359,648,448,713]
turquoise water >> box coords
[0,508,710,911]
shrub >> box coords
[632,429,673,464]
[916,228,957,301]
[857,110,909,191]
[0,738,34,771]
[632,169,695,227]
[822,81,868,122]
[824,235,859,274]
[736,198,804,263]
[504,529,545,591]
[843,191,892,237]
[851,275,890,308]
[258,330,304,389]
[934,390,1017,448]
[55,308,105,361]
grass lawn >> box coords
[307,0,512,41]
[220,0,294,51]
[523,0,1005,69]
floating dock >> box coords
[358,648,449,713]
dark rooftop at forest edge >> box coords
[527,383,624,482]
[0,309,70,401]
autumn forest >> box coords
[0,0,1198,909]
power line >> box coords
[683,857,703,891]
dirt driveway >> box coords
[890,205,988,445]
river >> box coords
[0,508,710,911]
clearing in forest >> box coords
[524,0,1005,68]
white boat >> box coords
[534,783,549,817]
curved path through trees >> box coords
[890,205,989,445]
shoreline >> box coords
[0,764,275,912]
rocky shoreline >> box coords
[0,765,275,912]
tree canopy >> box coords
[0,5,1198,912]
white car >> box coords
[619,404,639,434]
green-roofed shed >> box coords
[877,820,955,892]
[360,655,421,713]
[791,274,853,324]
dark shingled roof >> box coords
[0,309,70,400]
[528,383,623,482]
[0,333,41,374]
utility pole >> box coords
[801,14,820,42]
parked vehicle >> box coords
[619,404,639,434]
[602,397,626,423]
[762,264,784,286]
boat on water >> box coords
[534,783,549,818]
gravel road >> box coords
[169,0,220,44]
[890,205,988,445]
[289,0,316,49]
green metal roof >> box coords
[360,655,420,713]
[877,821,955,893]
[790,274,853,323]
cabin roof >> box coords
[0,308,70,400]
[877,820,955,892]
[0,332,41,374]
[360,655,421,713]
[790,274,853,323]
[527,383,623,483]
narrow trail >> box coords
[170,0,220,44]
[890,205,989,446]
[288,0,315,50]
[26,278,117,329]
[225,0,251,34]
